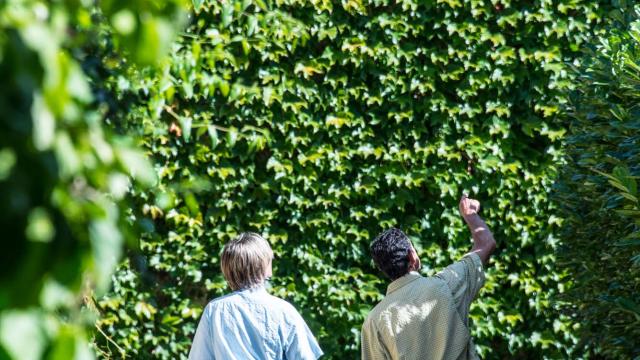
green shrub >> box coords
[0,1,184,359]
[554,10,640,358]
[94,1,613,358]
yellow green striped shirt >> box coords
[361,253,485,360]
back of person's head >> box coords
[221,232,274,291]
[370,228,413,280]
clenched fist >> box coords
[459,195,480,218]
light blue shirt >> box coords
[188,285,323,360]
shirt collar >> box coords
[237,284,268,295]
[387,271,422,295]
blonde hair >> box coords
[221,232,273,291]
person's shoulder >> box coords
[422,274,454,295]
[392,275,450,303]
[195,292,237,321]
[264,293,300,315]
[424,271,449,285]
[204,291,242,310]
[260,293,311,328]
[361,309,376,331]
[364,303,382,323]
[365,294,395,323]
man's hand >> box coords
[459,195,496,265]
[459,195,480,218]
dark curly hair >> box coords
[370,228,413,280]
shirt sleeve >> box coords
[188,306,215,360]
[361,318,390,360]
[284,308,323,360]
[435,252,485,324]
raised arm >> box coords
[459,195,496,265]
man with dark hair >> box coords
[362,195,496,360]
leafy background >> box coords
[2,0,638,359]
[553,9,640,358]
[92,1,621,359]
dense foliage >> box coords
[554,10,640,358]
[0,1,184,359]
[93,1,618,359]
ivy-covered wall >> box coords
[95,1,612,358]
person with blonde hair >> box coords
[189,232,323,360]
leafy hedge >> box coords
[554,10,640,358]
[95,1,613,359]
[0,1,184,359]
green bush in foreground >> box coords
[554,9,640,358]
[95,0,613,358]
[0,1,184,359]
